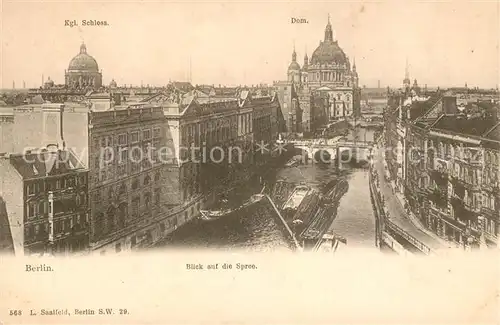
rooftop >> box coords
[431,114,497,137]
[3,148,85,180]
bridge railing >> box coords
[385,220,433,255]
[289,140,374,147]
[369,166,434,256]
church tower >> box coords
[287,44,301,83]
[352,57,359,88]
[302,50,309,84]
[403,57,411,90]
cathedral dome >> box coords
[310,40,347,65]
[310,18,348,66]
[68,43,99,72]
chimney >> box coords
[442,96,458,115]
[42,104,65,150]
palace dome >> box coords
[310,40,348,65]
[68,43,99,72]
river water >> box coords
[157,127,379,253]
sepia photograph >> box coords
[0,0,499,324]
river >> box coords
[156,127,380,253]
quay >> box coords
[369,143,452,255]
[264,195,302,251]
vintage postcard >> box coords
[0,0,499,324]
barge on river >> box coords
[271,180,349,252]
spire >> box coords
[324,14,333,42]
[405,57,409,80]
[303,46,308,67]
[80,42,87,54]
[353,57,357,71]
[291,41,297,62]
[403,57,411,88]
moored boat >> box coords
[198,192,265,221]
[285,158,299,168]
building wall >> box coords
[11,107,44,152]
[0,114,14,153]
[23,170,89,255]
[0,195,14,253]
[252,98,274,166]
[481,145,500,243]
[88,106,179,247]
[0,158,24,255]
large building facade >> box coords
[87,106,182,251]
[385,82,500,249]
[2,38,286,255]
[0,104,89,256]
[277,17,361,135]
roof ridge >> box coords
[483,121,500,137]
[429,114,444,128]
[416,94,443,122]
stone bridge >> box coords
[289,139,374,162]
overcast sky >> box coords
[1,1,499,89]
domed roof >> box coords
[310,18,348,66]
[288,61,301,71]
[311,40,347,65]
[68,43,99,72]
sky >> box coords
[1,1,499,89]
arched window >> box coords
[131,179,139,190]
[119,183,126,195]
[106,206,115,233]
[94,212,104,237]
[38,201,45,215]
[118,203,127,227]
[154,172,160,182]
[145,192,151,209]
[144,175,151,186]
[81,193,87,205]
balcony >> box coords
[480,206,496,218]
[451,176,480,192]
[484,231,498,245]
[428,187,448,208]
[463,201,480,214]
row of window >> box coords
[25,214,88,240]
[93,172,162,203]
[95,139,163,168]
[94,127,161,148]
[26,175,86,196]
[485,151,500,165]
[413,141,499,166]
[98,159,156,182]
[26,194,87,219]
